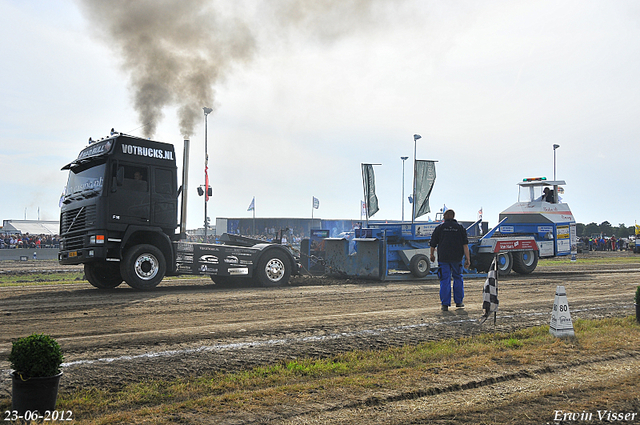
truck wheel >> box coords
[512,250,538,274]
[496,252,513,276]
[409,254,430,278]
[120,244,166,290]
[255,250,291,287]
[84,262,122,289]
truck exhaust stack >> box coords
[180,139,190,237]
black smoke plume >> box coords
[79,0,395,138]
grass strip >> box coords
[1,316,635,424]
[0,272,84,287]
[0,273,200,287]
[538,256,640,266]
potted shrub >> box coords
[8,333,63,415]
[635,286,640,324]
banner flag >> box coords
[247,197,255,211]
[361,164,379,218]
[313,197,319,209]
[414,160,436,219]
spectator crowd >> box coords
[580,235,630,251]
[0,234,59,249]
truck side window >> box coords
[122,166,148,192]
[155,169,173,194]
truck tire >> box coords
[120,244,166,290]
[255,250,291,287]
[496,252,513,276]
[84,262,122,289]
[512,250,538,274]
[409,254,430,278]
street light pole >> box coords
[412,134,421,223]
[553,144,560,181]
[401,156,408,222]
[203,107,213,242]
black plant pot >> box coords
[11,371,62,415]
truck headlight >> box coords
[90,235,105,244]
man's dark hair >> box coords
[444,209,455,219]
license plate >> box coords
[69,251,78,257]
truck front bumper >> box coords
[58,246,109,265]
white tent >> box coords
[2,220,59,235]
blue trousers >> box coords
[438,262,464,306]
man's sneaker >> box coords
[441,305,449,311]
[456,303,465,308]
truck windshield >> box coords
[63,162,106,203]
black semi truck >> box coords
[58,131,297,290]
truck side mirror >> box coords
[112,166,124,192]
[116,166,125,185]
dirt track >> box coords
[1,252,639,423]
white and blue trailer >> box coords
[317,178,576,280]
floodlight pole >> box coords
[203,107,213,242]
[401,156,408,222]
[553,144,560,181]
[412,134,421,224]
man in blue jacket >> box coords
[429,209,471,311]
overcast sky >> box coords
[1,0,639,232]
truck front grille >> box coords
[64,235,85,251]
[60,205,97,234]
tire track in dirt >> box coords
[274,352,640,424]
[1,259,639,396]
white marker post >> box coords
[550,285,574,337]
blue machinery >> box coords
[317,220,490,281]
[300,177,577,281]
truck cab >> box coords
[59,132,297,290]
[59,134,179,287]
[498,178,576,257]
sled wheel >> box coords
[496,252,513,276]
[512,250,538,274]
[409,254,430,278]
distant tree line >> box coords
[576,221,636,238]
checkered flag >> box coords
[479,256,499,325]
